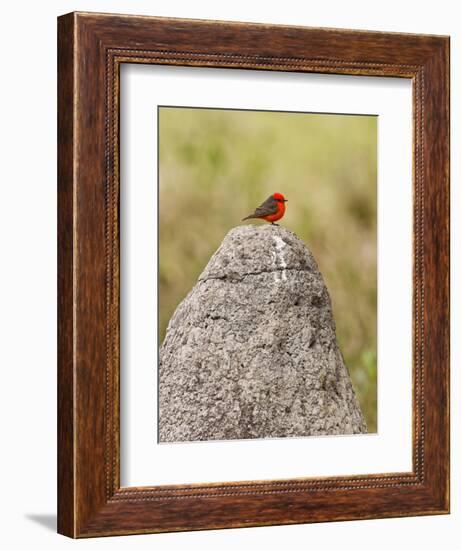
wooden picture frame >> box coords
[57,12,450,538]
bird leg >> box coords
[271,222,279,226]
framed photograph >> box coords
[57,12,450,537]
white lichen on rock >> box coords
[272,234,288,282]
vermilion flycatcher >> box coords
[242,192,288,225]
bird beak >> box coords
[284,199,288,202]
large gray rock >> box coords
[159,225,367,442]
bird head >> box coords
[273,192,288,203]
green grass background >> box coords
[159,107,377,432]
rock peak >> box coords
[199,224,318,283]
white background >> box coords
[121,66,412,486]
[0,1,458,549]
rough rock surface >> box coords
[159,225,367,442]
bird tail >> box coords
[242,214,256,221]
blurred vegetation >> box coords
[159,107,377,432]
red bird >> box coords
[242,192,288,225]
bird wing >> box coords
[252,195,278,217]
